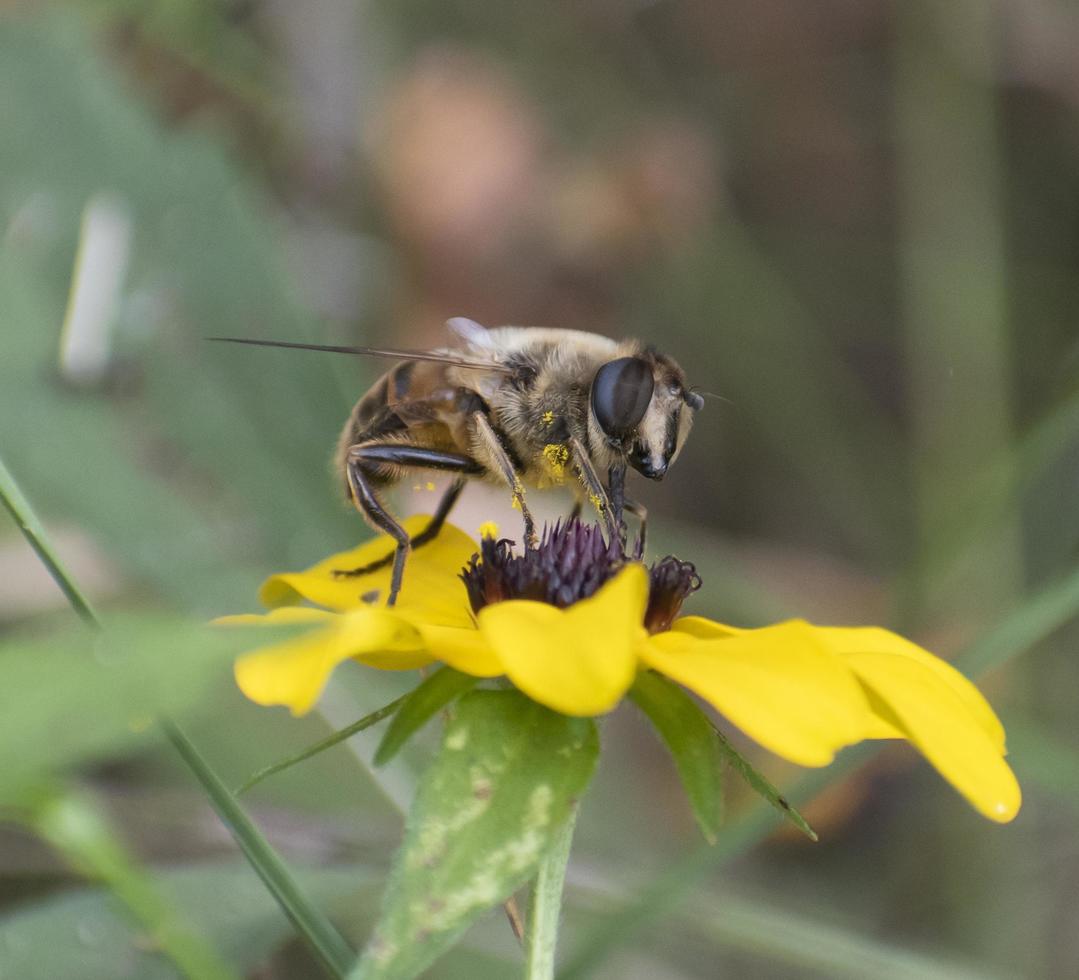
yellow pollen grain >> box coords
[541,410,555,427]
[589,492,604,512]
[541,443,569,481]
[478,520,499,539]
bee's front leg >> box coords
[569,437,620,547]
[623,497,647,559]
[607,461,627,548]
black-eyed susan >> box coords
[224,516,1020,825]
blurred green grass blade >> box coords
[166,722,355,979]
[0,862,370,980]
[956,560,1079,677]
[30,787,239,980]
[373,667,478,766]
[680,888,1000,980]
[628,672,724,844]
[0,454,98,625]
[238,695,408,795]
[998,718,1079,806]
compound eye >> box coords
[590,357,655,440]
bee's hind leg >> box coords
[333,477,466,580]
[340,444,482,605]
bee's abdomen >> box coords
[351,362,404,424]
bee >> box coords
[212,318,703,604]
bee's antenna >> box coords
[206,336,514,373]
[692,388,735,408]
[208,337,416,357]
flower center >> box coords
[460,518,702,633]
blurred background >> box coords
[2,0,1078,976]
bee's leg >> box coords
[569,437,620,546]
[342,444,482,605]
[624,498,647,559]
[469,411,538,549]
[607,461,627,547]
[333,477,466,578]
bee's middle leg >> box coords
[341,444,482,605]
[469,410,538,549]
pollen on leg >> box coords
[541,443,570,481]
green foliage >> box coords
[0,613,267,802]
[374,667,479,766]
[0,11,362,615]
[0,863,366,980]
[629,671,724,844]
[352,690,600,980]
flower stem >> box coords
[526,807,578,980]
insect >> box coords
[212,318,703,605]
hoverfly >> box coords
[213,318,703,604]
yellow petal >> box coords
[843,651,1021,823]
[477,565,648,716]
[816,626,1007,754]
[259,516,476,619]
[414,622,504,678]
[670,616,742,641]
[234,608,431,716]
[214,607,336,628]
[641,620,870,767]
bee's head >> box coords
[589,351,703,480]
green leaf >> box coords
[0,613,272,801]
[629,671,723,844]
[374,667,478,766]
[712,726,818,842]
[351,690,600,980]
[0,862,368,980]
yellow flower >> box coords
[225,517,1020,823]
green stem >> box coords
[237,694,407,795]
[526,808,578,980]
[0,449,354,979]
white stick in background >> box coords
[58,193,133,386]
